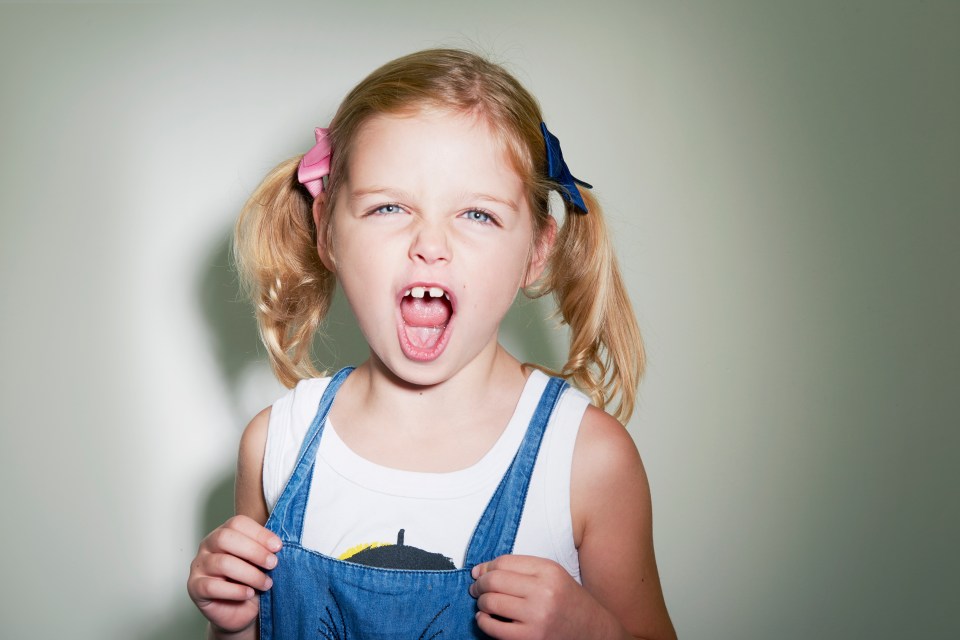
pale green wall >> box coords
[1,2,957,638]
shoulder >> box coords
[235,375,332,522]
[238,372,327,468]
[263,376,333,453]
[570,405,649,545]
[235,406,272,523]
[573,405,646,490]
[238,405,272,470]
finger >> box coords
[207,552,274,592]
[472,554,551,579]
[224,516,283,552]
[475,611,526,640]
[476,591,528,622]
[192,576,258,603]
[471,561,488,579]
[207,526,280,570]
[470,568,539,599]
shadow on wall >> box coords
[142,227,565,638]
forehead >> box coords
[345,110,527,206]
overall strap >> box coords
[463,376,568,567]
[265,366,354,543]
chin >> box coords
[371,343,475,388]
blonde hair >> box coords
[235,49,645,423]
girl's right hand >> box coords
[187,515,282,635]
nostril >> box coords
[410,226,452,264]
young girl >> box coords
[188,49,675,640]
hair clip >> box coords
[540,122,592,214]
[297,127,332,197]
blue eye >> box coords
[462,209,493,224]
[374,204,404,215]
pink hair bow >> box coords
[297,127,332,197]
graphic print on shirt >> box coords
[339,529,457,570]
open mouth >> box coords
[398,285,454,360]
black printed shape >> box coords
[346,529,456,570]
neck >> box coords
[343,344,528,435]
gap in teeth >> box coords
[405,286,449,300]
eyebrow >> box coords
[349,187,520,212]
[465,192,520,212]
[348,186,412,202]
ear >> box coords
[522,215,557,288]
[312,193,336,273]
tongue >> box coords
[400,296,451,327]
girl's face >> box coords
[320,109,550,387]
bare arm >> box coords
[471,406,676,640]
[188,407,280,640]
[571,406,676,640]
[235,407,271,524]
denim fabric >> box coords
[260,367,567,639]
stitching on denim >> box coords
[419,602,450,639]
[317,587,348,639]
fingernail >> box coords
[264,577,273,590]
[266,554,277,569]
[269,538,282,551]
[471,566,479,578]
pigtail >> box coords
[541,188,645,424]
[233,157,335,387]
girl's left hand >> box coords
[469,555,625,640]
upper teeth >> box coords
[405,286,449,300]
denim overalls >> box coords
[260,367,568,639]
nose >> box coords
[409,220,451,265]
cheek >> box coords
[326,218,369,272]
[469,245,531,310]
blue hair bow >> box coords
[541,122,592,214]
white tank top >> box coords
[263,370,586,581]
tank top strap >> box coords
[463,375,568,567]
[265,366,354,543]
